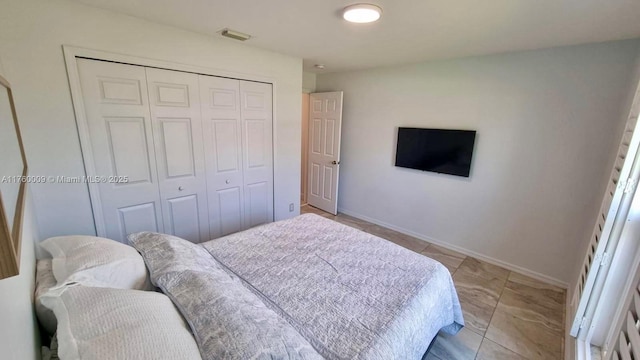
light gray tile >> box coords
[421,244,466,272]
[485,303,563,360]
[363,224,429,253]
[507,272,565,293]
[506,272,565,306]
[429,328,483,360]
[334,214,369,230]
[453,269,505,308]
[300,205,322,215]
[476,338,527,360]
[438,261,458,275]
[457,293,494,336]
[457,257,510,281]
[300,205,336,220]
[503,273,565,336]
[498,287,563,333]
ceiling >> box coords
[73,0,640,73]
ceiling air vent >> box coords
[221,28,251,41]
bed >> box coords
[36,213,464,360]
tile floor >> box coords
[301,205,566,360]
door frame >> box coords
[300,93,310,205]
[63,45,277,237]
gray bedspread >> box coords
[129,231,322,360]
[131,213,464,360]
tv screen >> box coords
[395,128,477,177]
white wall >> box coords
[316,40,640,284]
[0,0,303,240]
[0,190,41,359]
[302,72,317,93]
[590,179,640,347]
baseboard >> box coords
[338,207,569,289]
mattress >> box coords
[200,213,464,359]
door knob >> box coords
[331,160,340,165]
[225,179,231,184]
[178,186,184,191]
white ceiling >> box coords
[73,0,640,73]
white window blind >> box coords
[610,283,640,360]
[571,89,640,339]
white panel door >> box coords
[240,81,274,228]
[199,76,245,237]
[77,59,163,242]
[146,68,209,243]
[307,92,343,215]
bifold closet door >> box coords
[199,77,273,237]
[199,76,244,237]
[145,68,209,243]
[77,58,273,242]
[240,80,273,228]
[77,59,163,242]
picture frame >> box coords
[0,74,28,279]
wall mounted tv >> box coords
[395,127,477,177]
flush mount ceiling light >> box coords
[314,64,326,69]
[342,4,382,23]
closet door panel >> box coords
[246,182,269,227]
[200,76,244,238]
[166,195,201,241]
[246,120,267,168]
[240,81,273,228]
[77,59,163,242]
[146,68,209,243]
[117,203,161,240]
[105,118,153,183]
[213,120,240,172]
[209,118,243,236]
[216,188,243,235]
[158,119,195,178]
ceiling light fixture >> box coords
[314,64,326,69]
[221,28,251,41]
[342,4,382,23]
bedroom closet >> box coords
[75,58,273,243]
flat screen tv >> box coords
[395,127,477,177]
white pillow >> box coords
[35,259,58,335]
[40,235,149,290]
[40,286,202,360]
